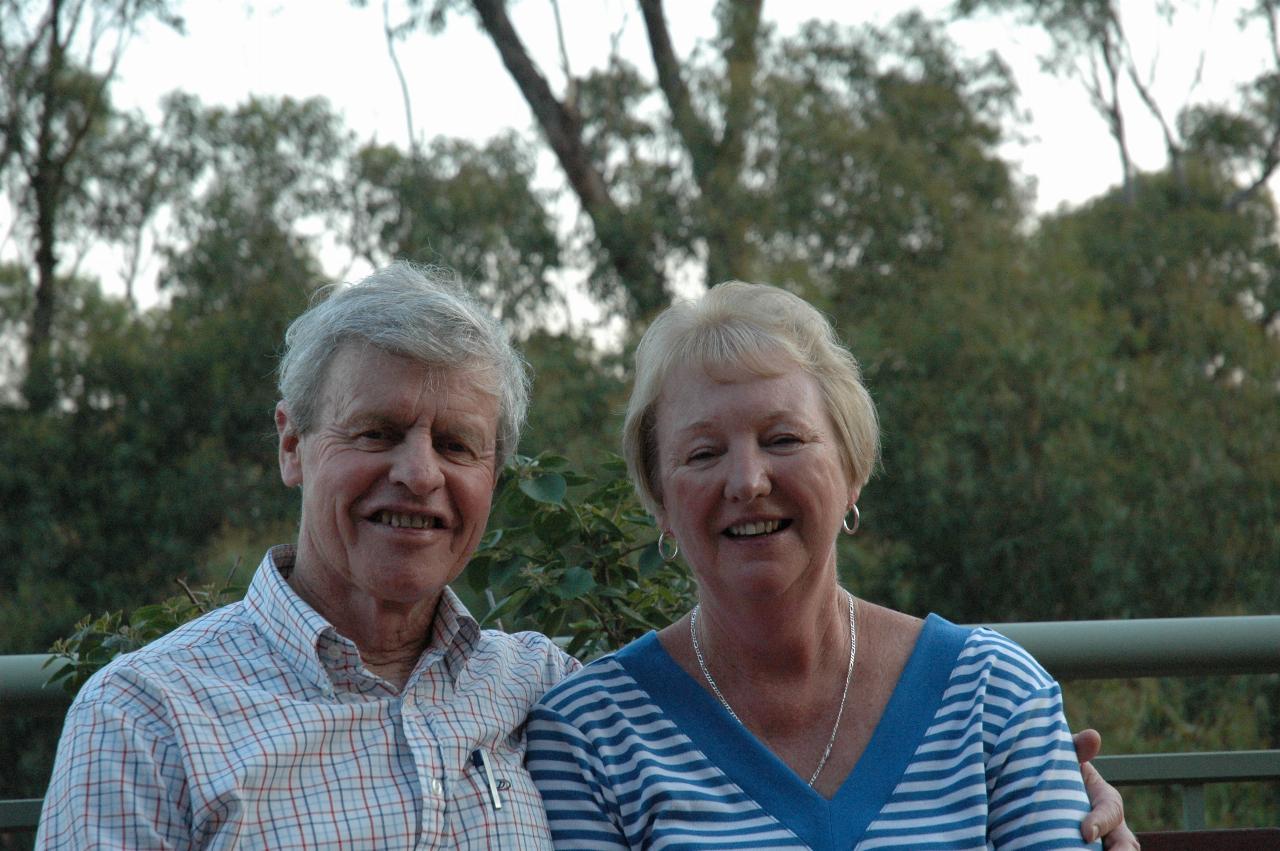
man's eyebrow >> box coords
[337,411,397,430]
[443,420,495,447]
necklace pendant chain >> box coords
[690,590,857,788]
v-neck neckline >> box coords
[616,613,969,849]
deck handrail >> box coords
[984,615,1280,679]
[3,614,1279,834]
[0,654,71,717]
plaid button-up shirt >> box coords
[37,545,580,849]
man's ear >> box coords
[276,401,303,488]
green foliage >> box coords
[1065,675,1280,829]
[518,329,628,464]
[45,567,245,695]
[837,166,1280,623]
[460,453,693,660]
[752,13,1023,302]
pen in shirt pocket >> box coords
[470,749,503,810]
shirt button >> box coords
[430,778,443,795]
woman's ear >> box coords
[654,503,670,538]
[276,401,303,488]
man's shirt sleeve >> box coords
[37,687,192,850]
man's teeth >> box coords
[375,511,439,529]
[728,520,782,537]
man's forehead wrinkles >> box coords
[329,392,497,440]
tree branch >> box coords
[705,0,762,283]
[716,0,763,183]
[383,0,417,155]
[1112,7,1181,183]
[638,0,760,284]
[469,0,666,318]
[1082,23,1134,205]
[1226,117,1280,210]
[549,0,573,89]
[637,0,717,182]
[1228,3,1280,210]
[470,0,611,216]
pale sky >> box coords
[115,1,1270,204]
[97,1,1276,320]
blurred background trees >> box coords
[1,0,1278,833]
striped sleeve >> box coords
[526,671,630,849]
[978,632,1097,850]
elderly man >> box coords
[36,264,1136,848]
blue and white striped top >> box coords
[526,614,1098,850]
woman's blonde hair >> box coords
[622,281,880,517]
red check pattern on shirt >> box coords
[36,545,580,850]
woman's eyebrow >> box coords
[672,419,716,439]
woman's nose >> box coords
[724,447,771,502]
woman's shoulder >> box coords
[866,605,1059,697]
[957,625,1058,691]
[530,631,657,717]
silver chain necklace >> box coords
[689,590,857,787]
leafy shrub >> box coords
[464,453,694,660]
[45,567,246,693]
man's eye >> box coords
[438,438,472,455]
[687,449,716,462]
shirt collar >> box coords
[414,583,481,684]
[244,545,482,694]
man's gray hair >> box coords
[277,262,529,465]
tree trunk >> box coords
[23,0,65,411]
[470,0,668,321]
[25,168,60,410]
[640,0,761,287]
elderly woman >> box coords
[526,281,1118,849]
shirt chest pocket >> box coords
[448,746,553,850]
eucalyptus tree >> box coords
[0,0,182,409]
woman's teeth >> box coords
[727,519,782,537]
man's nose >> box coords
[389,435,445,494]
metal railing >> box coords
[990,616,1280,831]
[3,615,1279,834]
